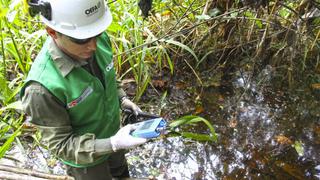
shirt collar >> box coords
[48,38,88,77]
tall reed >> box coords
[0,0,44,158]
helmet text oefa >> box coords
[85,1,101,16]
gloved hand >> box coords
[121,97,142,116]
[110,124,147,151]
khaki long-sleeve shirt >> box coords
[22,39,126,164]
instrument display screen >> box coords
[139,120,153,130]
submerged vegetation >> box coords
[0,0,320,178]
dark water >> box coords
[128,65,320,179]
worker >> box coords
[21,0,147,179]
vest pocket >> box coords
[67,87,93,109]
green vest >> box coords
[21,33,120,168]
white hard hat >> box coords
[41,0,112,39]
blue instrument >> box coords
[131,118,167,139]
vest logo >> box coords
[85,1,101,16]
[67,87,93,109]
[105,61,114,72]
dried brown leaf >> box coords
[275,160,305,180]
[275,135,293,145]
[311,83,320,89]
[314,125,320,135]
[195,105,204,114]
[175,82,187,89]
[152,79,165,88]
[229,118,237,128]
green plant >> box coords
[0,0,44,158]
[169,115,218,142]
[0,101,23,158]
[108,0,206,101]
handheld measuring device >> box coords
[131,118,167,139]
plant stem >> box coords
[0,19,6,79]
[4,20,26,74]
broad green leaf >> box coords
[187,117,218,142]
[161,39,199,62]
[0,125,22,158]
[169,115,218,142]
[293,140,304,156]
[181,132,214,142]
[169,115,199,128]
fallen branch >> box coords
[0,164,74,180]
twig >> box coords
[166,0,197,34]
[114,7,315,59]
[2,155,22,163]
[114,8,248,57]
[202,0,212,15]
[310,29,320,50]
[183,58,202,85]
[107,0,117,5]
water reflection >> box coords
[129,66,320,179]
